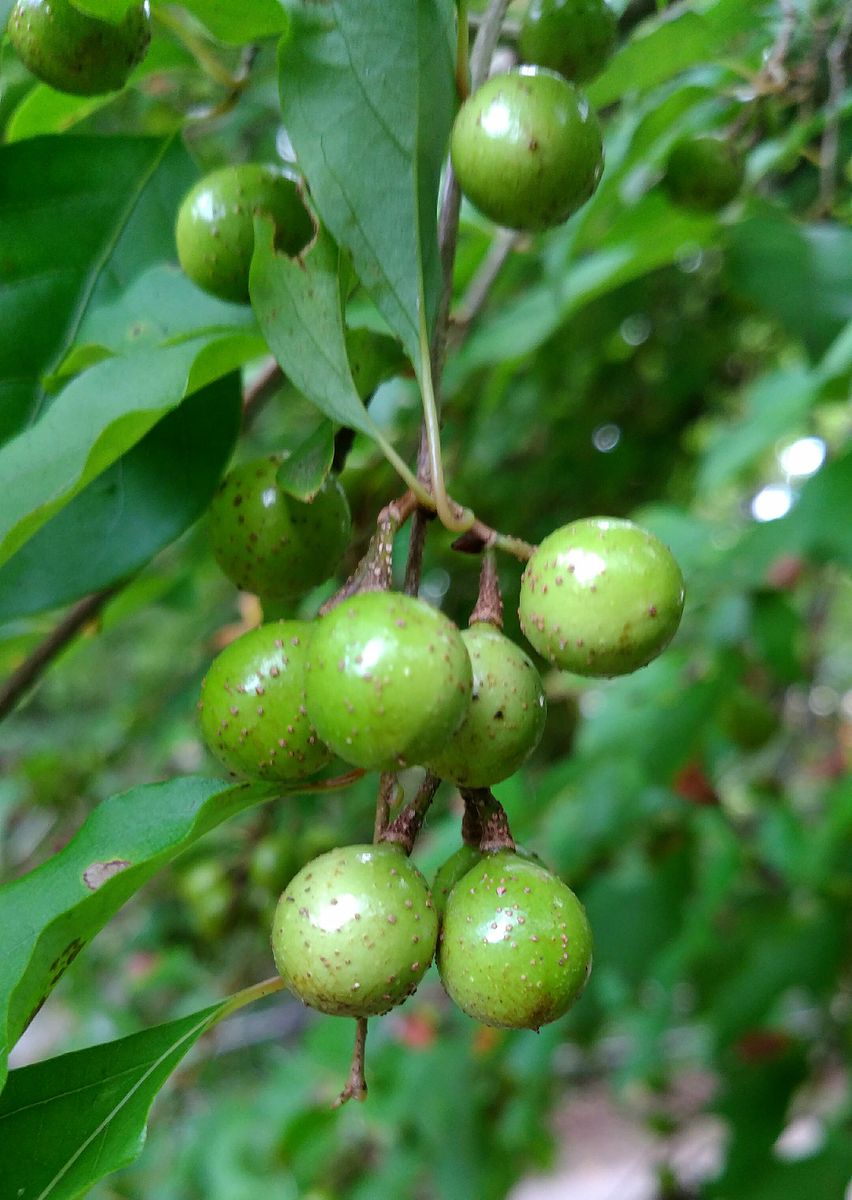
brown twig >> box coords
[469,548,504,628]
[0,586,119,723]
[241,358,284,428]
[320,492,418,615]
[450,228,520,347]
[333,1016,369,1107]
[380,772,442,854]
[460,788,516,853]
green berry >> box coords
[175,163,314,304]
[208,455,351,602]
[8,0,150,95]
[663,135,744,212]
[433,843,544,919]
[305,592,473,771]
[438,851,592,1029]
[272,843,438,1017]
[519,0,617,84]
[249,833,297,895]
[519,517,685,677]
[198,620,331,782]
[425,624,546,787]
[177,859,234,940]
[450,67,603,232]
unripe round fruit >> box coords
[199,620,331,782]
[450,67,603,232]
[663,135,744,212]
[175,164,313,304]
[519,517,685,677]
[272,843,438,1017]
[8,0,150,96]
[433,843,544,919]
[249,833,297,895]
[438,852,592,1029]
[177,859,233,940]
[208,455,351,601]
[519,0,617,84]
[305,592,473,771]
[425,624,546,787]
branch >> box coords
[0,586,119,723]
[379,772,442,853]
[333,1017,369,1107]
[242,358,284,428]
[450,228,520,346]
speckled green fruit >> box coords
[450,67,603,232]
[8,0,150,95]
[199,620,331,782]
[208,456,351,601]
[272,843,438,1017]
[519,518,685,677]
[175,164,313,304]
[663,135,744,212]
[438,852,592,1029]
[305,592,473,771]
[425,624,546,787]
[433,844,544,919]
[519,0,617,83]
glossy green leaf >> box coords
[178,0,290,42]
[277,0,456,369]
[276,421,335,503]
[250,219,381,439]
[5,88,111,142]
[0,373,242,621]
[0,340,208,568]
[0,776,275,1090]
[0,1003,227,1200]
[589,0,767,108]
[0,135,196,443]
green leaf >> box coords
[0,374,242,621]
[250,220,384,440]
[588,0,768,108]
[0,135,196,443]
[277,0,456,369]
[0,340,207,568]
[0,1002,228,1200]
[178,0,290,42]
[727,213,852,360]
[0,776,276,1091]
[5,89,113,143]
[276,422,335,503]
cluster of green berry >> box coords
[6,0,697,1039]
[197,449,684,1027]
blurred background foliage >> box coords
[0,0,851,1197]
